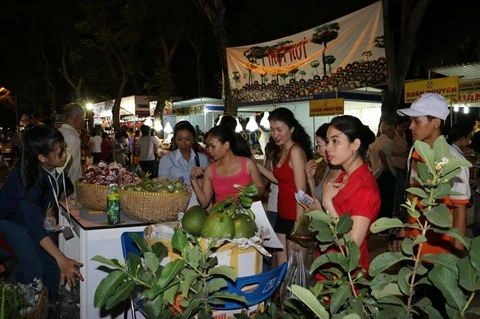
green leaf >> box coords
[457,256,480,291]
[330,284,351,313]
[423,204,452,228]
[432,227,471,250]
[369,252,409,276]
[415,140,435,173]
[126,252,142,273]
[345,241,360,272]
[290,285,329,319]
[207,278,228,293]
[406,187,429,198]
[326,252,348,271]
[105,281,135,310]
[94,270,127,308]
[433,135,450,159]
[336,213,353,234]
[370,217,404,233]
[446,303,462,318]
[156,259,184,289]
[92,255,123,269]
[466,307,480,316]
[171,227,189,256]
[376,295,406,306]
[422,253,459,274]
[210,291,247,305]
[397,266,412,296]
[412,234,427,248]
[208,265,237,282]
[144,295,167,319]
[371,282,402,300]
[144,251,160,274]
[239,196,253,208]
[180,268,198,297]
[428,264,466,310]
[430,183,451,199]
[370,273,396,291]
[130,233,148,253]
[163,282,178,305]
[185,245,203,269]
[470,237,480,272]
[314,222,335,242]
[151,242,168,260]
[417,162,433,185]
[307,209,333,224]
[401,237,414,255]
[181,298,203,319]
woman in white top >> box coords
[158,121,208,207]
[137,124,160,178]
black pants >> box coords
[377,171,396,219]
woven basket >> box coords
[119,189,191,223]
[75,182,109,211]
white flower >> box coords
[435,157,449,171]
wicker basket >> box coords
[119,189,191,223]
[75,181,109,211]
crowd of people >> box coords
[0,92,477,311]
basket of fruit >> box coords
[119,177,192,223]
[75,162,139,210]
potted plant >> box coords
[93,227,248,318]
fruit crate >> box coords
[119,189,191,223]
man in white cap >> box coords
[394,93,470,255]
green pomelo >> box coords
[201,213,234,239]
[233,214,258,239]
[181,205,208,236]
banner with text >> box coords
[226,1,385,106]
[453,80,480,104]
[404,77,459,104]
[309,98,344,116]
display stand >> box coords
[58,202,151,319]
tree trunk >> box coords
[196,0,235,115]
[381,0,431,121]
[112,77,128,131]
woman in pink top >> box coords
[190,125,265,208]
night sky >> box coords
[1,0,480,129]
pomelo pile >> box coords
[122,177,189,193]
[181,183,258,239]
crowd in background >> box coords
[0,93,479,309]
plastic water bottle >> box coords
[107,183,120,225]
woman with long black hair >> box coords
[0,125,83,305]
[256,107,313,266]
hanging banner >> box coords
[226,2,385,106]
[309,98,344,117]
[452,80,480,104]
[404,77,459,103]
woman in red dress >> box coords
[256,108,313,266]
[309,115,380,272]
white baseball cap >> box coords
[397,93,450,120]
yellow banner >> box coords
[452,80,480,104]
[404,77,459,103]
[309,98,344,117]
